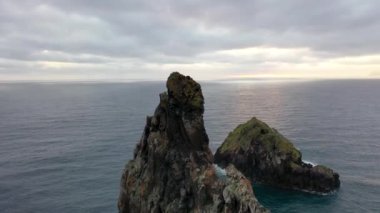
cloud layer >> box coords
[1,0,380,80]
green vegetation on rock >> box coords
[219,117,301,161]
[215,116,340,193]
[166,72,204,111]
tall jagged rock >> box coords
[215,117,340,194]
[118,73,268,213]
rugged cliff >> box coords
[118,73,268,213]
[215,117,340,194]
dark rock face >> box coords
[215,117,340,194]
[118,73,268,213]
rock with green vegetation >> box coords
[166,72,204,114]
[118,73,268,213]
[214,117,340,194]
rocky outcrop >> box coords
[215,117,340,194]
[118,73,268,213]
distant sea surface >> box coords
[0,80,379,212]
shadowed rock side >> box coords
[214,117,340,194]
[118,73,268,213]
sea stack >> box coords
[118,73,268,212]
[214,117,340,194]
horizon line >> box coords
[1,76,380,84]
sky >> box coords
[1,0,380,81]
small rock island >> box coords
[118,73,268,212]
[214,117,340,193]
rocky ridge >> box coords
[118,73,268,213]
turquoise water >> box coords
[0,80,379,212]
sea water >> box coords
[0,80,379,212]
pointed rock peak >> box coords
[118,74,268,212]
[166,72,204,113]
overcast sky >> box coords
[1,0,380,81]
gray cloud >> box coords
[0,0,379,80]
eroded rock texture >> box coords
[215,117,340,194]
[118,73,268,213]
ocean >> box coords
[0,80,379,212]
